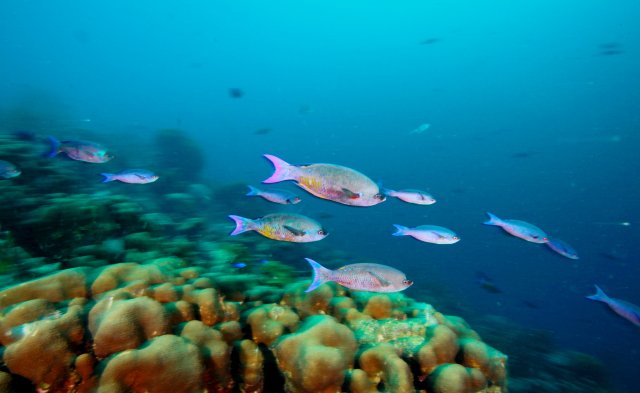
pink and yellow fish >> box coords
[262,154,385,206]
[228,213,327,242]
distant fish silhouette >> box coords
[254,128,272,135]
[521,300,539,309]
[228,88,244,98]
[476,271,502,294]
[597,42,624,56]
[511,151,539,159]
[420,38,440,45]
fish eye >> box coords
[402,280,413,286]
[318,229,327,235]
[453,236,459,240]
[374,193,386,200]
[543,237,549,242]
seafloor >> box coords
[0,129,618,393]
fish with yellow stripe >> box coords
[228,213,328,242]
[262,154,385,207]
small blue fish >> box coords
[246,185,301,204]
[0,160,21,179]
[587,285,640,327]
[101,169,158,184]
[232,262,247,269]
[392,224,460,244]
[546,238,579,259]
[483,212,548,243]
[305,258,413,293]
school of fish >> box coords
[2,139,635,327]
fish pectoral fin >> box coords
[368,271,391,287]
[341,188,362,199]
[283,225,306,237]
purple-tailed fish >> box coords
[46,136,114,163]
[246,185,301,204]
[262,154,385,206]
[384,189,436,205]
[587,285,640,327]
[483,212,548,243]
[228,213,327,242]
[392,224,460,244]
[546,238,579,259]
[304,258,413,293]
[101,169,158,184]
[0,160,21,179]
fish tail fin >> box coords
[44,135,60,158]
[228,215,255,236]
[304,258,333,292]
[586,285,610,302]
[100,173,116,183]
[483,212,503,226]
[246,185,261,196]
[392,224,409,236]
[262,154,295,183]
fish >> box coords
[304,258,413,293]
[586,285,640,327]
[392,224,460,244]
[262,154,385,207]
[476,271,502,294]
[46,136,114,163]
[545,238,579,259]
[231,262,247,269]
[100,169,159,184]
[410,123,431,134]
[246,185,301,204]
[253,128,272,135]
[0,160,21,179]
[420,38,440,45]
[228,213,327,242]
[384,189,436,205]
[483,212,548,243]
[228,88,244,98]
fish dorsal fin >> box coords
[368,271,391,287]
[341,188,362,199]
[284,225,306,236]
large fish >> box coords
[545,238,579,259]
[587,285,640,327]
[228,213,327,242]
[392,224,460,244]
[46,136,114,163]
[304,258,413,293]
[483,212,548,243]
[262,154,385,206]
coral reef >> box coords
[0,258,508,393]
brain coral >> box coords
[0,258,507,393]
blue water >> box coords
[1,1,639,391]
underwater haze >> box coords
[1,0,639,392]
